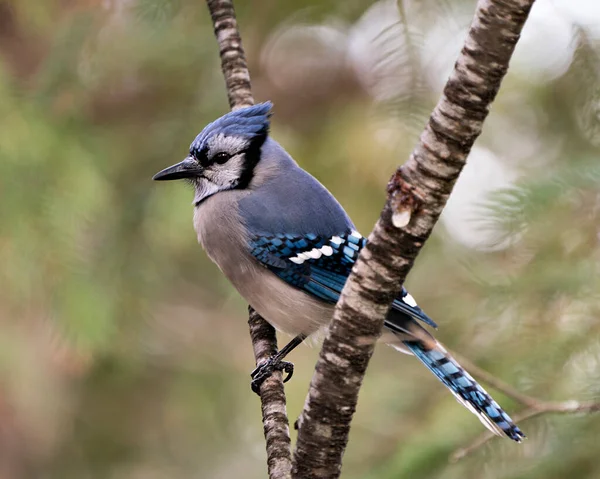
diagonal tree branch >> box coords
[450,400,600,462]
[452,399,600,462]
[205,2,292,478]
[292,1,537,477]
[450,350,540,408]
[449,352,600,461]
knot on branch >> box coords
[387,170,422,228]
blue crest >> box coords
[190,102,272,153]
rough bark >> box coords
[205,1,292,478]
[292,1,537,477]
[248,308,293,479]
[206,0,254,111]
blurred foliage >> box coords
[0,0,599,478]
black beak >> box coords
[153,157,202,181]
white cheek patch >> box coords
[192,153,245,203]
[205,154,245,187]
[402,292,418,308]
[193,178,220,204]
[206,133,249,157]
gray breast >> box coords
[193,191,333,336]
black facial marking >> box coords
[191,146,210,167]
[237,132,268,190]
[189,123,268,197]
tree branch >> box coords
[206,0,254,111]
[452,401,600,462]
[450,350,540,408]
[205,2,292,478]
[450,353,600,461]
[292,1,536,477]
[248,308,293,478]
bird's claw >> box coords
[250,357,294,395]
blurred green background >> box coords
[1,0,599,477]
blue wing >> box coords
[249,232,437,328]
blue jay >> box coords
[153,103,525,442]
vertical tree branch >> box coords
[205,1,292,478]
[292,1,536,477]
[206,0,254,111]
[248,308,293,479]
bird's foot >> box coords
[250,357,294,395]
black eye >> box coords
[213,152,231,164]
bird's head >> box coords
[153,102,272,205]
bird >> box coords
[153,102,525,442]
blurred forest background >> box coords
[1,0,599,478]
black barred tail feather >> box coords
[404,340,525,442]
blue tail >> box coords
[405,341,525,442]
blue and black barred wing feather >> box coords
[249,231,364,304]
[249,231,436,327]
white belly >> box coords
[233,263,334,336]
